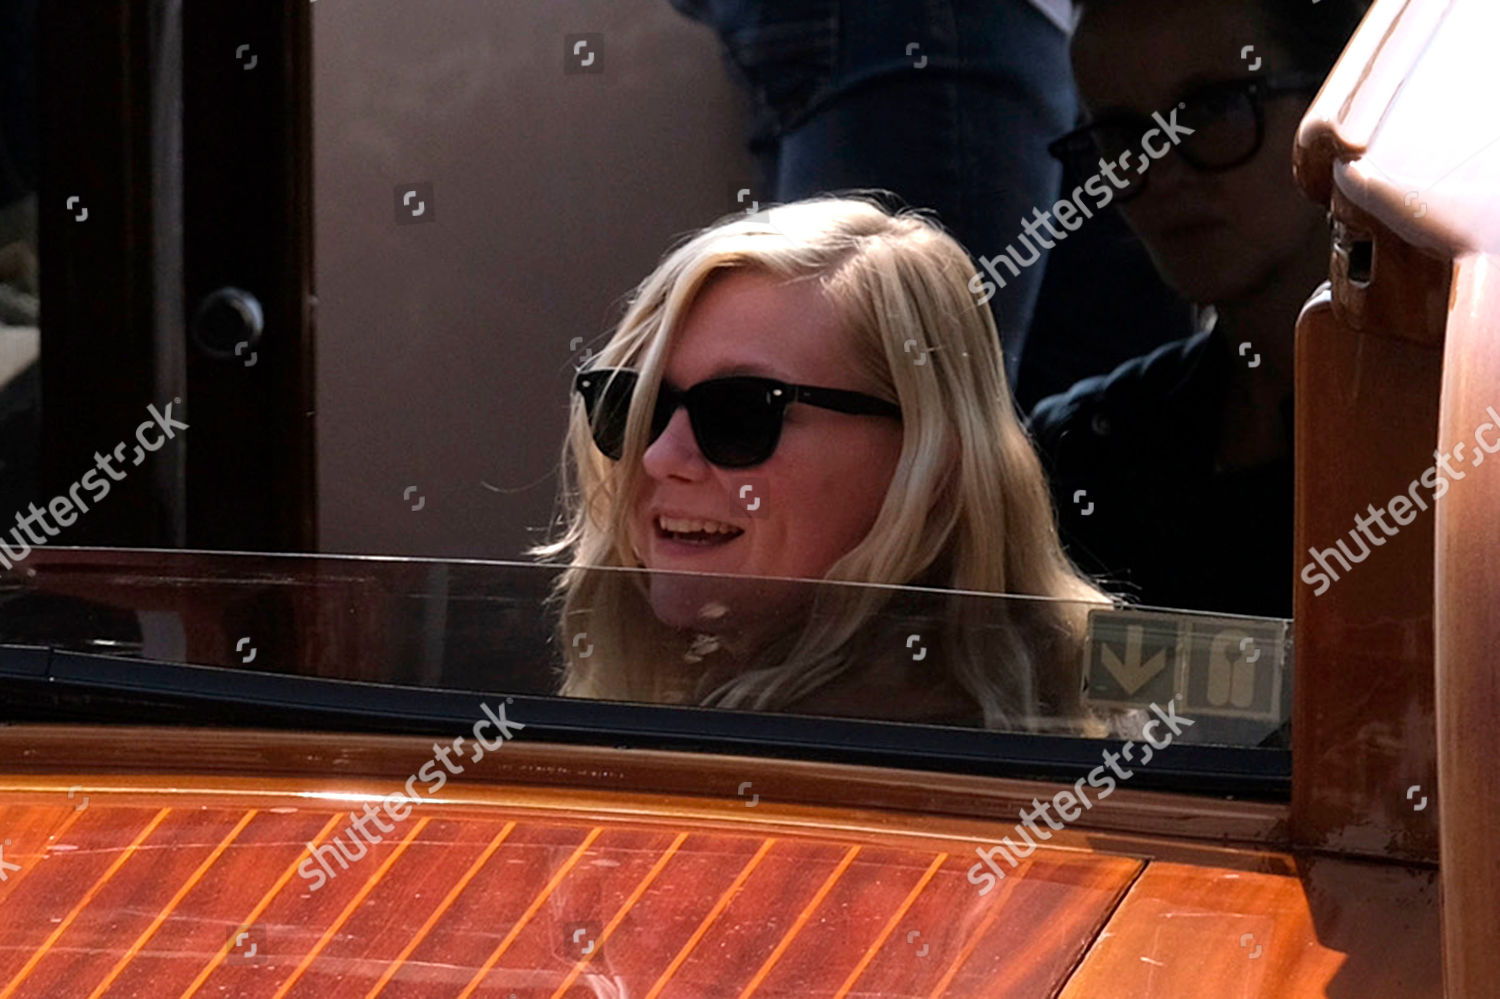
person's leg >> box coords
[774,0,1076,379]
[666,0,838,205]
[671,0,1074,377]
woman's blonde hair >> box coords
[530,195,1109,731]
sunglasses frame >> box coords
[573,367,901,468]
[1047,72,1325,203]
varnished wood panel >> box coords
[1292,42,1451,864]
[5,549,437,685]
[1435,252,1500,998]
[1290,228,1444,863]
[0,803,87,909]
[1292,0,1500,987]
[11,807,247,994]
[88,809,333,999]
[0,790,1142,998]
[0,724,1290,850]
[1058,857,1441,998]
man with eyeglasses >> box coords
[1026,0,1371,619]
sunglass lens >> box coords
[691,379,783,468]
[577,369,636,459]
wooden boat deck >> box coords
[0,732,1441,998]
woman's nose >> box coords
[641,405,708,480]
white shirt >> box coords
[1025,0,1077,35]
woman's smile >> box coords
[651,512,746,554]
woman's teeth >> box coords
[657,515,744,540]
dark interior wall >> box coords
[313,1,753,559]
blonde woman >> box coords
[531,196,1109,732]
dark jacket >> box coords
[1026,329,1294,619]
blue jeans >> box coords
[670,0,1076,380]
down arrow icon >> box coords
[1100,624,1169,695]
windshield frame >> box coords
[0,641,1289,799]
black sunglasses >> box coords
[573,367,901,468]
[1047,72,1324,203]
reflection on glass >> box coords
[0,550,1287,746]
[549,566,1289,746]
[551,566,1097,733]
[0,0,39,519]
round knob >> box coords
[191,287,264,360]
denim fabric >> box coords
[671,0,1076,379]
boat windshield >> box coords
[0,548,1290,758]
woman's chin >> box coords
[645,571,810,636]
[645,577,724,631]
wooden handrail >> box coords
[1294,0,1500,993]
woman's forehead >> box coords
[665,269,854,384]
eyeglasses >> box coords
[573,367,901,468]
[1047,73,1324,203]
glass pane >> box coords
[0,0,38,518]
[0,549,1287,747]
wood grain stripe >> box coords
[735,844,861,999]
[452,826,604,999]
[926,860,1032,999]
[84,810,258,999]
[547,831,689,998]
[0,807,87,910]
[360,821,516,998]
[272,817,431,998]
[833,851,948,998]
[642,838,776,999]
[0,807,171,999]
[174,812,344,999]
